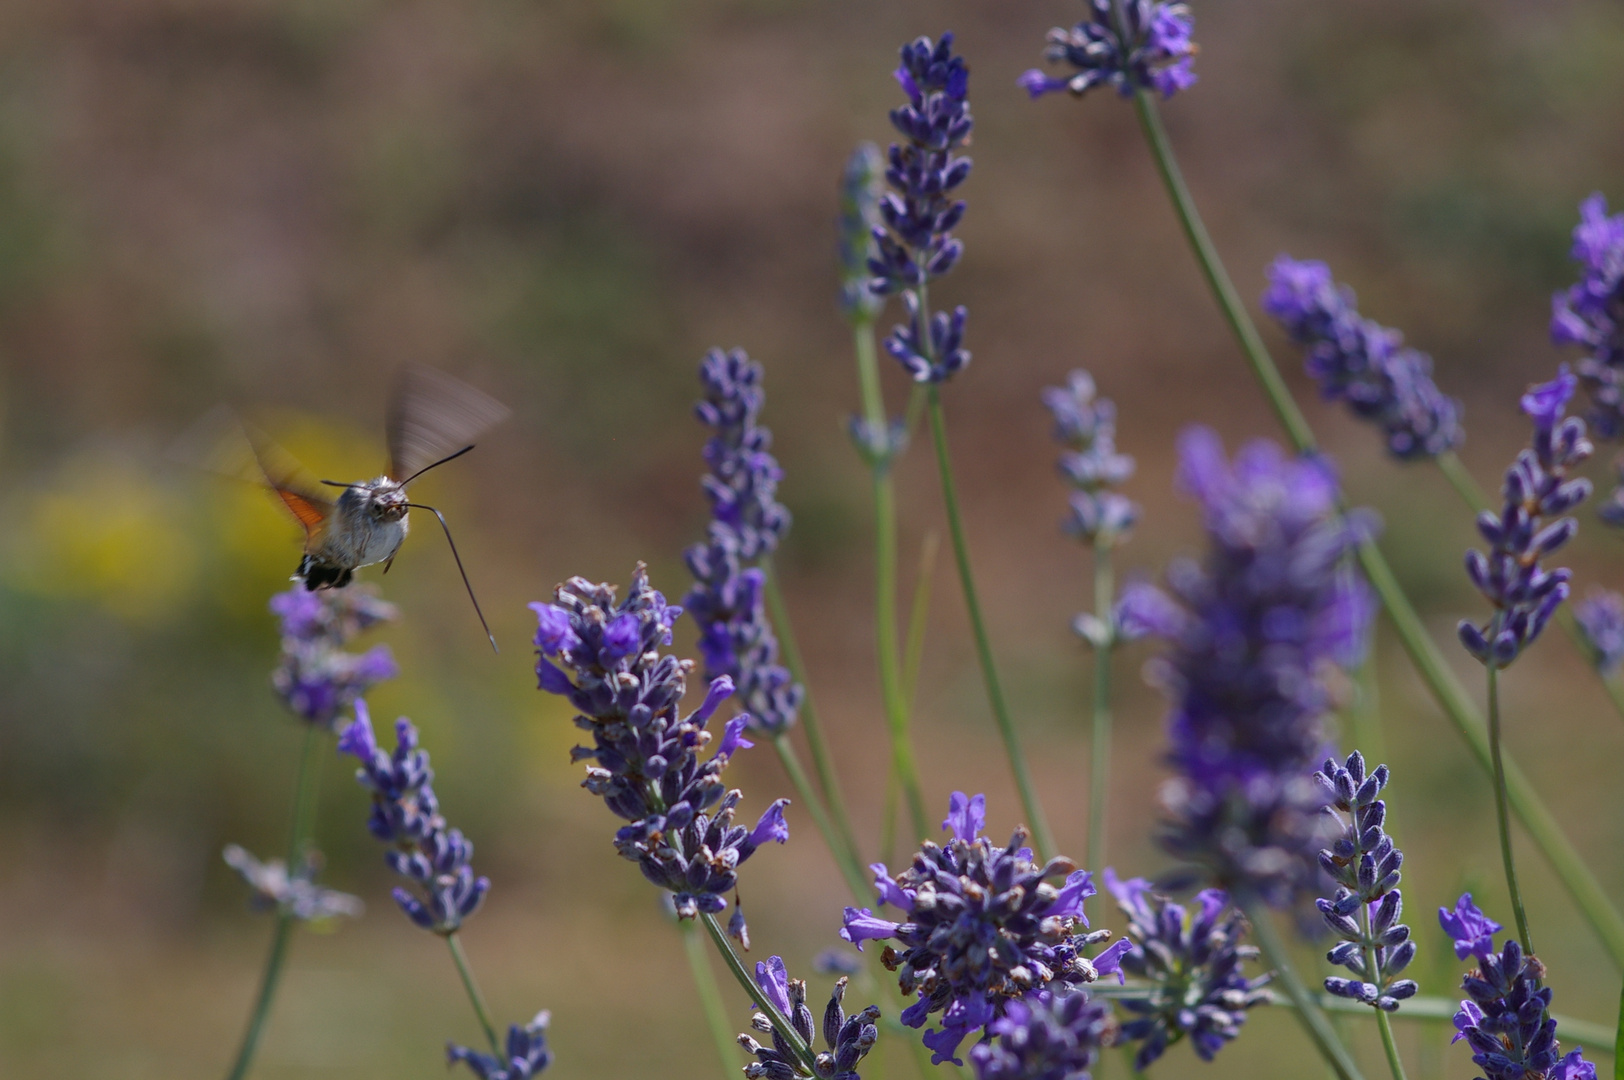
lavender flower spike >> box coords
[736,957,880,1080]
[1574,590,1624,673]
[1263,256,1464,460]
[683,349,803,735]
[841,792,1128,1065]
[447,1011,553,1080]
[1043,369,1139,548]
[1314,752,1418,1013]
[269,585,397,728]
[1146,428,1376,905]
[532,565,786,940]
[339,699,489,934]
[1551,194,1624,438]
[838,143,886,326]
[1458,367,1592,667]
[222,844,363,923]
[1020,1,1198,102]
[872,32,974,384]
[1440,895,1598,1080]
[969,988,1113,1080]
[1104,869,1270,1068]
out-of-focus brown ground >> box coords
[2,0,1623,1076]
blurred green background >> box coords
[1,0,1622,1076]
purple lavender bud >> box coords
[1043,370,1140,558]
[1023,0,1198,102]
[846,794,1120,1066]
[968,988,1113,1080]
[884,296,970,384]
[737,962,880,1080]
[1551,194,1624,439]
[1439,893,1502,963]
[1102,869,1271,1068]
[1461,368,1593,667]
[269,586,398,729]
[1262,256,1464,460]
[1147,429,1374,904]
[448,1010,553,1080]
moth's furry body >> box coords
[297,477,411,590]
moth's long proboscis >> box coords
[406,502,498,653]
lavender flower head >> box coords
[269,585,397,728]
[1019,1,1198,101]
[872,33,973,384]
[1043,369,1139,547]
[1103,869,1270,1068]
[447,1011,553,1080]
[737,956,880,1080]
[683,349,803,736]
[839,792,1129,1065]
[1440,895,1598,1080]
[1262,256,1464,460]
[1139,428,1375,905]
[1574,589,1624,674]
[1551,194,1624,439]
[1314,752,1418,1013]
[338,699,488,934]
[838,143,886,325]
[531,565,787,936]
[222,843,363,922]
[1458,368,1593,668]
[968,988,1113,1080]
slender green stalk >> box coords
[701,912,819,1075]
[926,387,1056,858]
[772,733,870,902]
[760,558,864,867]
[1242,899,1367,1080]
[224,725,325,1080]
[1086,534,1115,870]
[447,933,502,1057]
[1613,980,1624,1080]
[1122,85,1624,971]
[682,919,740,1079]
[1487,650,1535,956]
[1360,897,1410,1080]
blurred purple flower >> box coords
[1552,193,1624,438]
[1574,589,1624,673]
[269,585,398,729]
[1021,0,1198,101]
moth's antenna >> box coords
[320,479,361,489]
[405,502,498,652]
[400,444,475,487]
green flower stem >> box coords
[760,558,864,869]
[701,912,820,1075]
[1242,899,1367,1080]
[926,387,1056,859]
[447,932,502,1058]
[1360,899,1410,1080]
[1487,647,1536,957]
[1613,980,1624,1080]
[853,319,931,843]
[1086,534,1115,871]
[682,919,741,1079]
[771,733,870,903]
[1124,85,1624,971]
[1436,450,1624,722]
[224,724,325,1080]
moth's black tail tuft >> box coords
[298,555,353,590]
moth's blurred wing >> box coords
[170,405,333,540]
[387,365,510,482]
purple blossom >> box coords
[1551,194,1624,438]
[1574,590,1624,674]
[1262,256,1463,460]
[1103,869,1270,1068]
[842,793,1121,1065]
[339,700,488,934]
[1043,370,1139,548]
[968,988,1113,1080]
[737,959,880,1080]
[1314,752,1418,1012]
[683,349,803,736]
[1459,368,1592,667]
[531,565,786,937]
[447,1011,553,1080]
[1144,429,1375,904]
[1020,0,1198,101]
[1439,893,1502,964]
[269,585,398,729]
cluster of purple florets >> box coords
[1103,870,1269,1068]
[1552,194,1624,439]
[1043,369,1138,547]
[1458,369,1593,667]
[446,1012,554,1080]
[1263,256,1464,461]
[840,793,1128,1066]
[737,957,879,1080]
[338,700,488,935]
[1020,0,1198,101]
[969,988,1114,1080]
[872,33,973,384]
[531,566,787,931]
[1131,428,1373,905]
[1575,589,1624,673]
[1314,752,1417,1013]
[683,349,803,736]
[268,585,397,728]
[1440,895,1597,1080]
